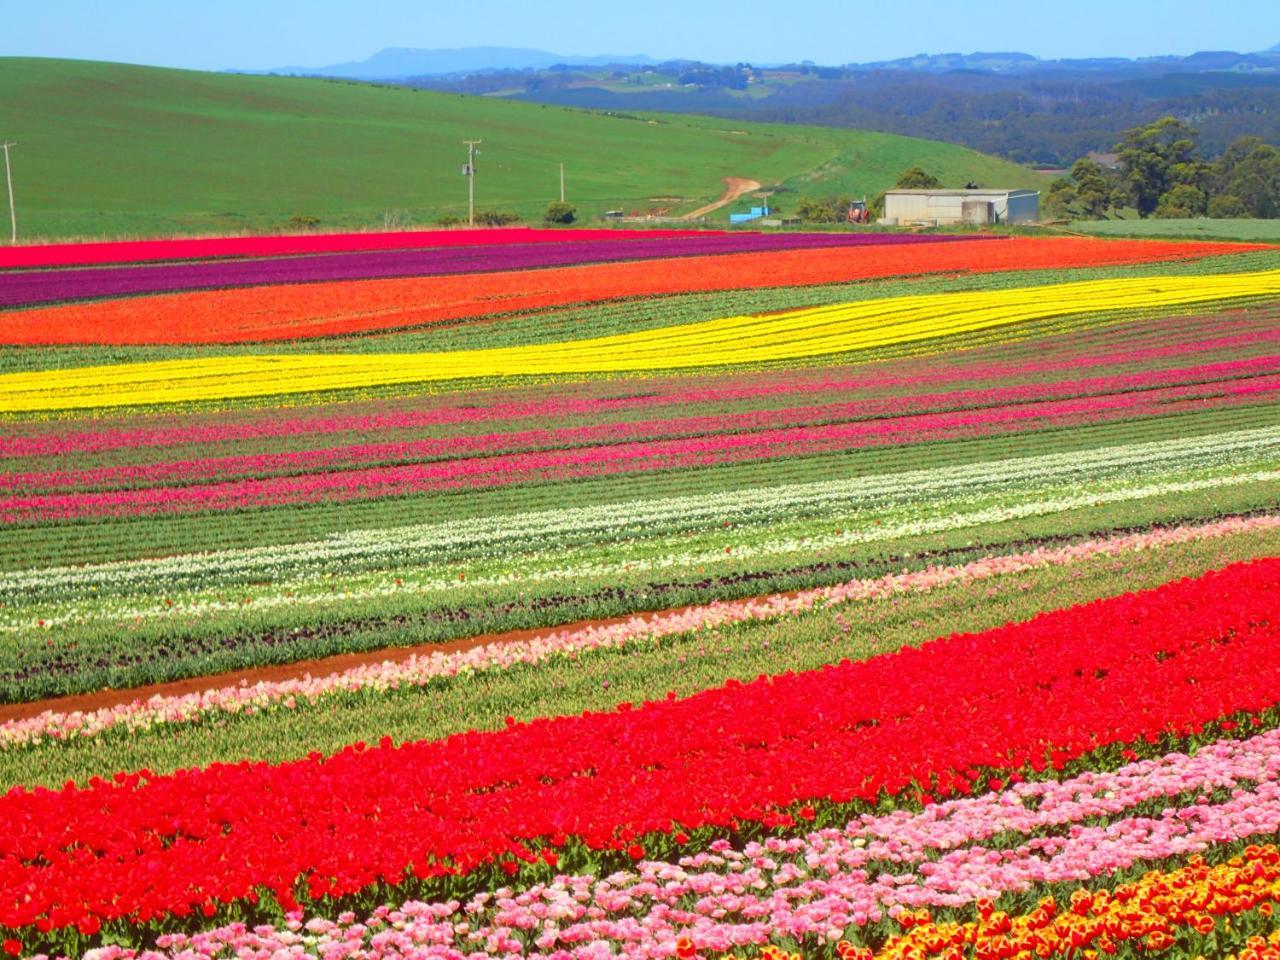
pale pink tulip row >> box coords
[6,511,1277,752]
[61,726,1280,960]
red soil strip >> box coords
[0,595,795,724]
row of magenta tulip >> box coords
[4,238,1259,346]
[5,372,1277,522]
[8,354,1277,493]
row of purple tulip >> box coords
[0,232,970,309]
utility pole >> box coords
[1,142,15,245]
[462,139,481,226]
[559,162,565,203]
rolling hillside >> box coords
[0,58,1045,239]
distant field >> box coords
[0,58,1044,239]
[1072,218,1280,242]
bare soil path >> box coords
[683,177,762,220]
[0,588,806,724]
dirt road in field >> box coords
[0,588,814,723]
[683,177,762,219]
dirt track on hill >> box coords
[684,177,762,219]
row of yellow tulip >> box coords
[3,269,1278,412]
[830,845,1280,960]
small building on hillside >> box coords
[881,189,1040,226]
[730,205,771,225]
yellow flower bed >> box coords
[3,269,1279,412]
[827,845,1280,960]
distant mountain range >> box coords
[865,47,1280,73]
[245,43,1280,168]
[254,44,1280,81]
[254,47,657,80]
[850,48,1280,74]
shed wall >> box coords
[1006,192,1040,223]
[883,190,1040,226]
[884,194,932,221]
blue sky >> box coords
[4,0,1278,71]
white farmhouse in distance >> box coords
[881,188,1040,226]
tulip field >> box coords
[2,226,1280,960]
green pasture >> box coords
[4,517,1276,789]
[0,58,1043,239]
[1070,218,1280,242]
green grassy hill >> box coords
[1070,218,1280,242]
[0,58,1046,240]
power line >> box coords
[1,142,15,245]
[463,139,481,227]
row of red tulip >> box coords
[2,555,1279,942]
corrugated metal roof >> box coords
[884,189,1040,198]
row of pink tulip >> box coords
[5,376,1277,522]
[4,308,1273,461]
[6,512,1275,751]
[45,725,1280,960]
[7,354,1278,492]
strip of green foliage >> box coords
[5,521,1275,790]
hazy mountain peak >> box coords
[259,46,657,80]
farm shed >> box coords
[882,189,1040,226]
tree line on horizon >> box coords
[1046,118,1280,220]
[424,65,1280,169]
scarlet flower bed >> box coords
[2,555,1279,942]
[0,227,720,270]
[0,237,1260,345]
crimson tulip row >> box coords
[2,555,1279,943]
